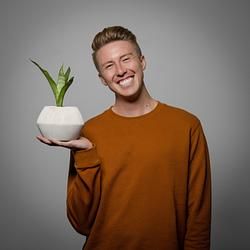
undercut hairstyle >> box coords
[91,26,142,71]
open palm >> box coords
[36,135,93,150]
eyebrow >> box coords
[120,53,133,59]
[101,53,134,68]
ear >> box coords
[98,73,108,86]
[140,55,146,71]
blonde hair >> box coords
[92,26,142,70]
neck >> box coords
[112,87,158,117]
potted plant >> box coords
[30,59,84,141]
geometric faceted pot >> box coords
[37,106,84,141]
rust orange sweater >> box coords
[67,102,211,250]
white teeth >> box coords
[119,77,133,87]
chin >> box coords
[118,90,142,102]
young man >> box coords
[37,26,211,250]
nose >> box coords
[115,62,126,76]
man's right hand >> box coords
[36,135,93,151]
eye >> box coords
[122,57,131,62]
[104,64,113,70]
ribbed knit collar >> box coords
[106,100,163,120]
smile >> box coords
[118,76,134,87]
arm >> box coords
[184,122,211,250]
[67,146,101,236]
[36,135,101,235]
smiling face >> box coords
[96,40,146,102]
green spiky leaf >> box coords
[56,76,74,106]
[64,67,71,82]
[30,59,58,101]
[30,59,75,107]
[57,64,66,93]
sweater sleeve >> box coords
[66,146,101,236]
[184,121,212,250]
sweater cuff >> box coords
[73,145,101,169]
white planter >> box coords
[37,106,84,141]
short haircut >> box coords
[91,26,142,71]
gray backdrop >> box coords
[1,0,249,249]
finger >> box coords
[36,135,51,143]
[48,138,71,147]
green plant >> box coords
[30,59,74,107]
